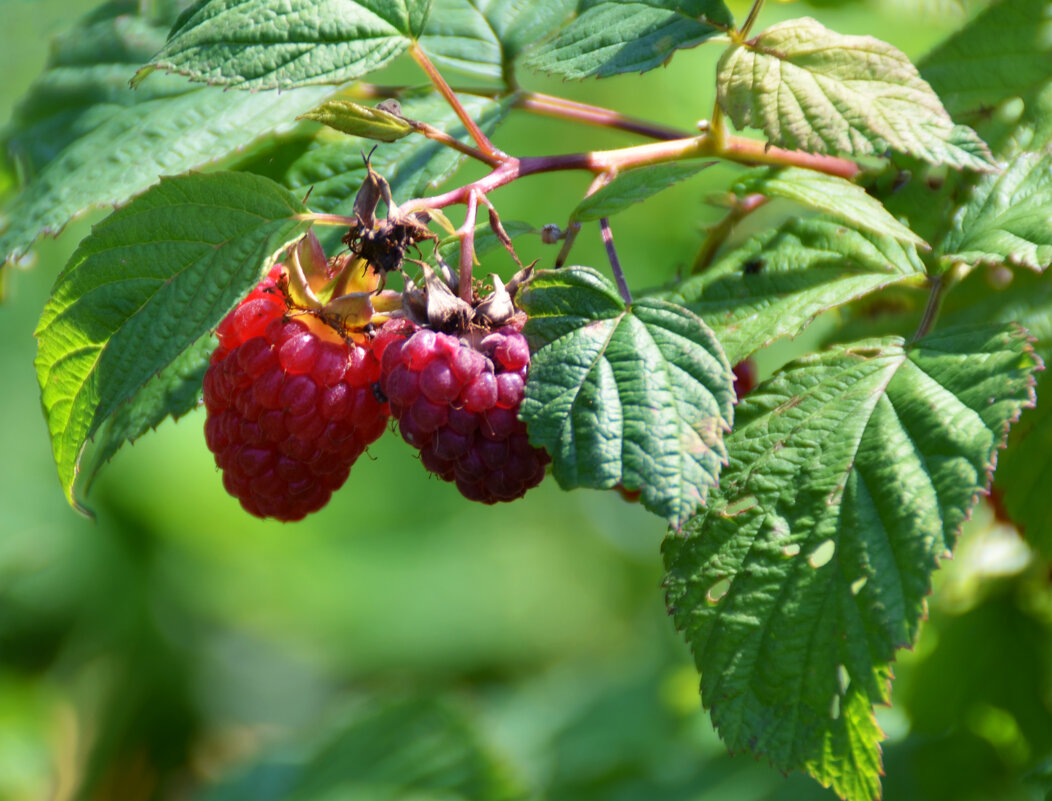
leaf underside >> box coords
[519,266,735,529]
[937,151,1052,272]
[34,172,310,511]
[717,17,995,170]
[525,0,733,80]
[664,325,1039,801]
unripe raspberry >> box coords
[378,320,548,504]
[203,269,389,521]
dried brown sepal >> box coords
[343,160,438,284]
[421,262,473,332]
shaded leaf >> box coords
[524,0,733,80]
[733,167,926,246]
[519,266,735,528]
[664,325,1039,801]
[419,0,504,80]
[0,26,330,265]
[137,0,434,89]
[717,17,995,170]
[34,172,310,510]
[918,0,1051,124]
[201,695,524,801]
[938,152,1052,272]
[940,269,1052,556]
[667,217,926,363]
[570,161,714,223]
[3,4,188,181]
[299,99,413,142]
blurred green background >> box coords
[1,0,1051,799]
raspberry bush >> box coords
[3,0,1050,798]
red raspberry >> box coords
[203,269,388,521]
[732,358,757,400]
[376,320,548,504]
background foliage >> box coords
[0,1,1050,800]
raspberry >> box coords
[377,320,548,504]
[732,358,757,400]
[203,269,388,521]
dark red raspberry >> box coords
[732,358,757,400]
[203,268,388,521]
[376,320,548,504]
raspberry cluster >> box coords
[203,267,388,520]
[375,320,549,504]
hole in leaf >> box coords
[808,539,836,568]
[707,578,731,604]
[831,693,841,720]
[722,495,757,516]
[781,543,801,558]
[837,665,850,695]
[851,576,867,595]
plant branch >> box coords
[399,133,857,215]
[516,92,691,141]
[410,44,508,162]
[600,218,632,305]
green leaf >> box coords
[299,99,413,142]
[137,0,434,89]
[732,167,927,247]
[77,336,216,496]
[918,0,1051,124]
[419,0,504,80]
[717,17,995,170]
[664,325,1039,801]
[201,695,524,801]
[937,152,1052,272]
[235,93,508,219]
[939,270,1052,557]
[473,0,578,61]
[34,172,310,511]
[3,4,187,181]
[570,161,714,223]
[0,74,331,265]
[667,217,926,364]
[524,0,733,80]
[519,266,735,529]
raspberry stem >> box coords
[409,44,510,164]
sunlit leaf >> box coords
[520,266,735,528]
[35,172,310,510]
[665,325,1039,801]
[718,17,995,170]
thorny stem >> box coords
[410,44,508,162]
[913,274,944,341]
[516,92,690,141]
[459,190,479,302]
[691,193,768,274]
[600,218,632,305]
